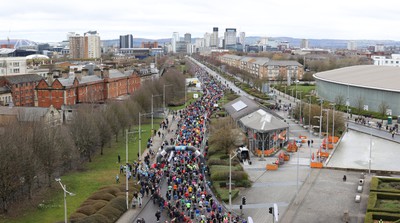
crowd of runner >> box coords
[121,63,245,222]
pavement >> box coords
[116,112,179,223]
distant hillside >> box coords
[102,37,400,49]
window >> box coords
[13,62,20,67]
[13,68,20,73]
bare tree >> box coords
[69,109,100,162]
[0,123,24,213]
[355,95,365,114]
[334,94,345,111]
[94,111,112,154]
[209,117,236,154]
[378,101,389,120]
[105,103,121,142]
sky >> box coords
[1,0,400,43]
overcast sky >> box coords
[1,0,400,43]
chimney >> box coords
[82,68,89,76]
[62,71,69,78]
[75,71,82,81]
[47,73,54,85]
[102,68,110,79]
[94,68,101,77]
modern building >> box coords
[120,34,134,48]
[69,31,101,59]
[239,32,246,46]
[171,32,179,53]
[204,33,211,47]
[184,33,191,44]
[224,28,237,49]
[84,31,101,59]
[375,44,385,52]
[372,54,400,67]
[141,41,158,48]
[175,41,188,54]
[210,27,219,47]
[69,34,87,59]
[300,39,309,49]
[219,54,304,81]
[313,65,400,115]
[0,74,44,107]
[347,41,357,51]
[36,68,141,110]
[0,57,27,76]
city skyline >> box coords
[1,0,400,43]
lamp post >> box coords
[290,89,294,102]
[296,91,302,124]
[151,94,163,135]
[229,151,240,223]
[284,86,287,99]
[330,103,336,149]
[55,178,75,223]
[138,112,151,162]
[322,109,329,149]
[306,94,312,164]
[318,99,324,138]
[369,128,373,175]
[163,84,173,114]
[125,129,139,209]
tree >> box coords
[209,117,236,154]
[378,101,389,120]
[94,111,112,154]
[0,123,24,213]
[69,109,100,162]
[355,95,365,114]
[334,94,345,111]
[106,103,122,142]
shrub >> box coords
[97,205,121,222]
[364,212,400,223]
[70,212,87,221]
[236,180,252,188]
[88,192,116,201]
[76,205,97,216]
[98,186,121,196]
[109,196,127,212]
[92,200,108,210]
[71,214,109,223]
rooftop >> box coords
[313,65,400,92]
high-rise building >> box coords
[210,27,218,47]
[69,34,87,59]
[347,41,357,51]
[184,33,191,43]
[172,32,179,53]
[224,28,237,49]
[120,34,134,48]
[85,31,101,59]
[300,39,309,49]
[204,33,211,47]
[239,32,246,46]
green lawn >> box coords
[4,121,159,223]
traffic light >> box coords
[240,204,243,210]
[242,196,246,205]
[269,207,274,214]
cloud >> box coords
[0,0,399,42]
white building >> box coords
[239,32,245,46]
[171,32,179,53]
[203,33,211,47]
[300,39,309,49]
[224,28,237,49]
[195,38,205,49]
[347,41,357,50]
[372,54,400,67]
[0,57,27,76]
[375,44,385,52]
[210,27,218,47]
[84,31,101,59]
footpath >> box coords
[116,112,180,223]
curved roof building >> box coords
[313,65,400,116]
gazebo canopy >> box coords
[239,109,288,133]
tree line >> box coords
[0,68,185,214]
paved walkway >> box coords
[116,112,179,223]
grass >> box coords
[169,92,203,111]
[3,120,159,223]
[377,200,400,209]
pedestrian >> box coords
[311,139,314,147]
[307,140,310,147]
[116,174,120,183]
[155,209,161,222]
[343,175,347,182]
[392,131,395,139]
[118,153,121,163]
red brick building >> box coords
[0,74,44,106]
[36,69,140,109]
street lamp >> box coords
[163,84,173,114]
[151,94,163,135]
[290,89,294,102]
[296,91,302,124]
[317,99,324,138]
[229,150,240,223]
[330,103,336,149]
[139,112,151,162]
[125,129,139,209]
[322,109,329,149]
[305,94,312,164]
[55,178,75,223]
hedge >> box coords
[370,177,400,194]
[210,170,248,181]
[364,212,400,223]
[367,192,400,213]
